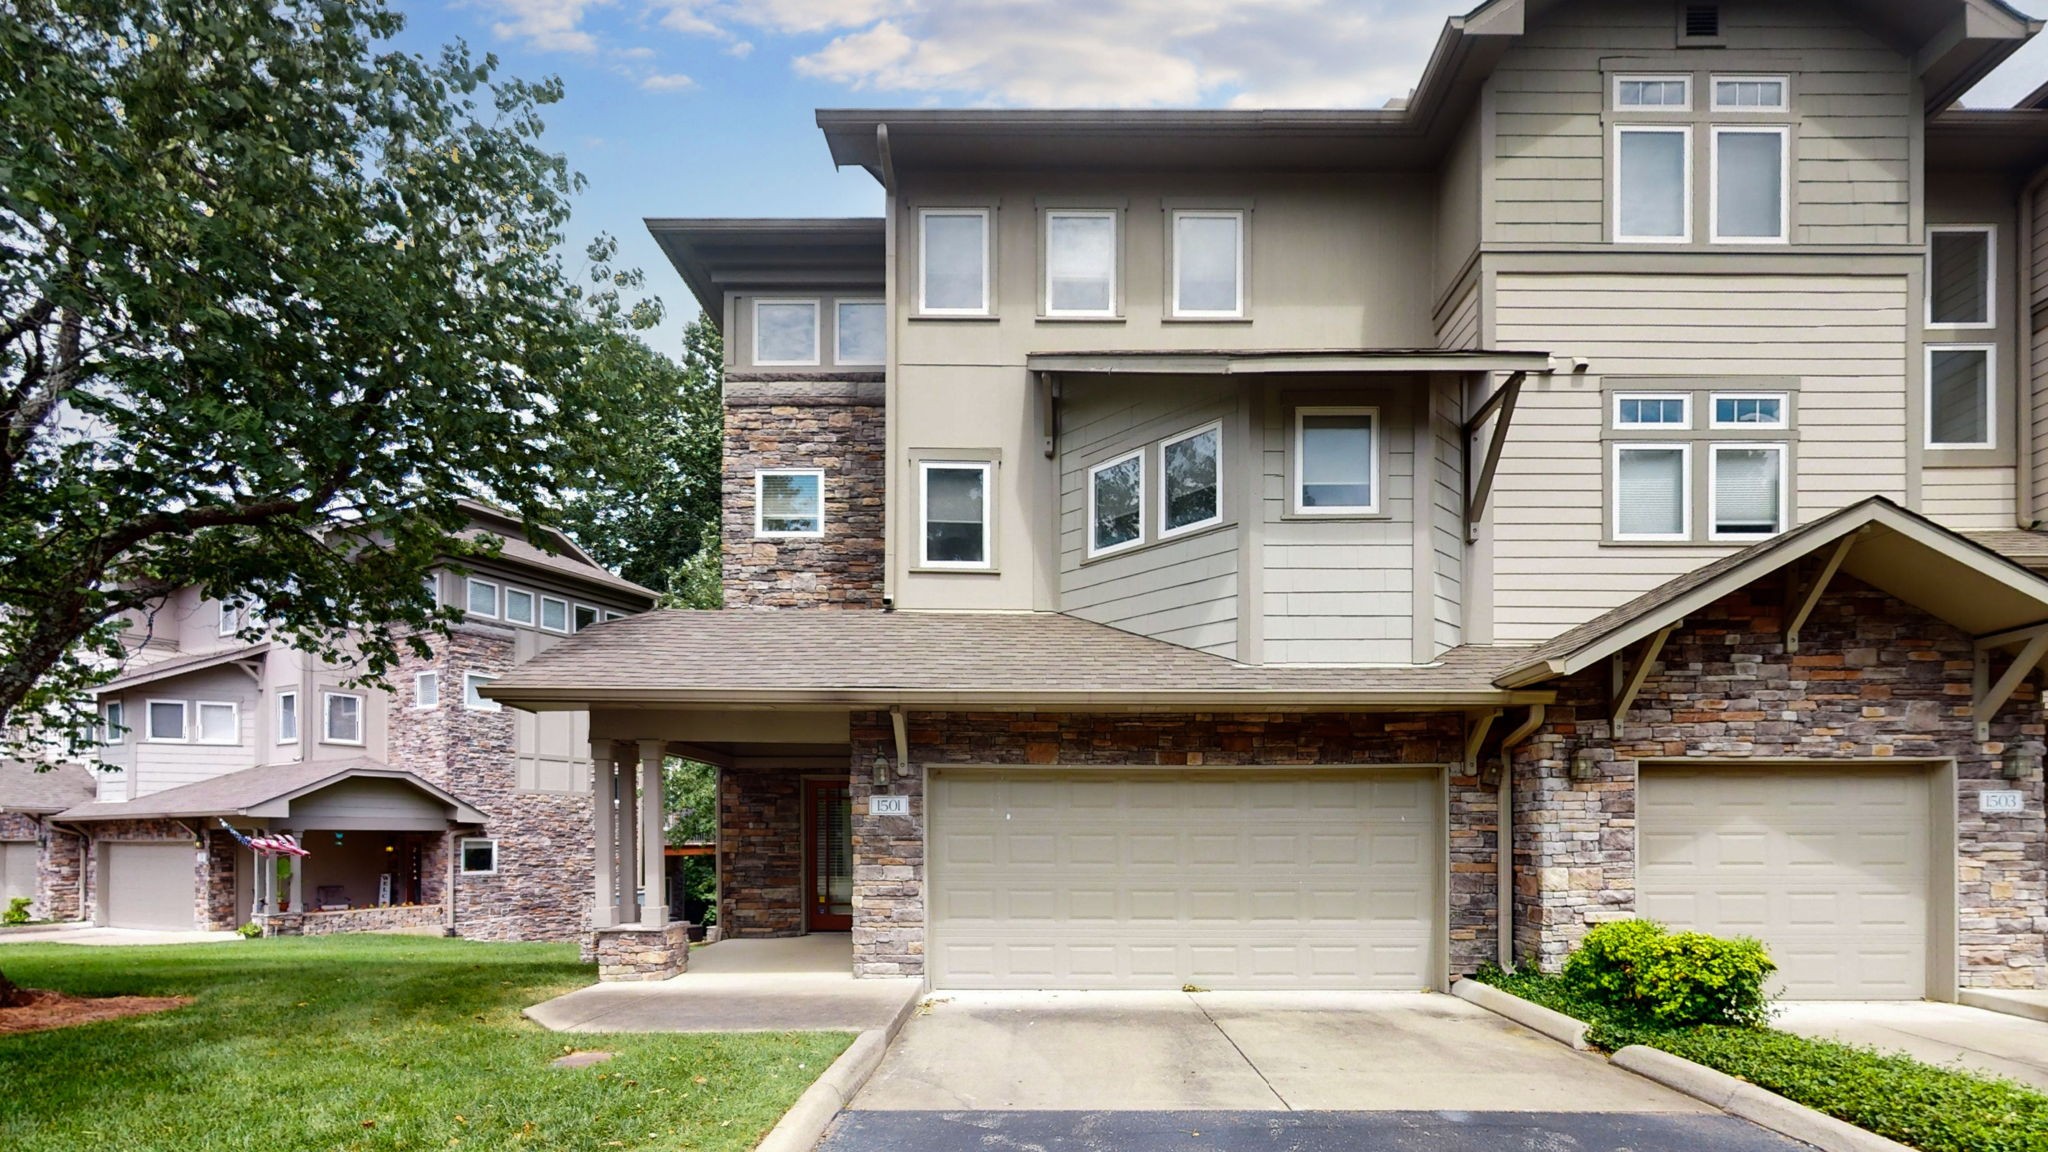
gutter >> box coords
[484,687,1558,710]
[880,121,900,612]
[1494,703,1546,969]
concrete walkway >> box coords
[525,935,921,1034]
[1777,1001,2048,1091]
[0,924,242,947]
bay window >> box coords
[1086,449,1144,558]
[1160,422,1222,537]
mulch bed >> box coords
[0,989,192,1034]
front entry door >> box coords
[805,779,853,931]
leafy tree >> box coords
[0,0,663,753]
[664,758,718,924]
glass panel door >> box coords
[805,779,853,931]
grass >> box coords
[1476,967,2048,1152]
[0,935,852,1152]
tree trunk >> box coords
[0,967,30,1008]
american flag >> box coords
[217,820,310,857]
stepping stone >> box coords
[552,1050,615,1069]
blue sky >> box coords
[386,1,2048,357]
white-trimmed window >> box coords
[1086,449,1145,558]
[503,588,535,626]
[102,700,126,745]
[1614,126,1691,242]
[1928,226,1994,329]
[422,573,441,606]
[1293,407,1378,515]
[604,610,625,622]
[919,209,990,315]
[1045,209,1117,317]
[1927,345,1995,448]
[463,672,500,712]
[322,691,364,745]
[1170,210,1245,318]
[196,701,238,746]
[756,469,825,537]
[1613,443,1692,541]
[1711,393,1787,429]
[540,595,569,633]
[572,605,599,632]
[459,838,498,875]
[1711,126,1788,243]
[1709,443,1787,540]
[919,461,992,569]
[1615,74,1690,110]
[1614,393,1691,429]
[753,299,820,366]
[835,299,886,365]
[218,602,242,637]
[276,691,298,745]
[1160,422,1223,537]
[145,699,187,743]
[1712,75,1787,112]
[465,578,498,618]
[413,671,439,711]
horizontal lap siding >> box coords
[1491,271,1908,644]
[1923,468,2018,531]
[1431,377,1466,654]
[2033,187,2048,513]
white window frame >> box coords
[751,297,821,367]
[217,602,241,638]
[463,672,500,713]
[1085,448,1147,559]
[834,298,886,365]
[144,698,188,743]
[422,573,440,606]
[917,459,994,570]
[1291,406,1381,517]
[1709,125,1790,245]
[1612,442,1694,542]
[1709,392,1789,430]
[572,604,599,632]
[1043,209,1119,318]
[754,468,826,539]
[1614,73,1692,111]
[539,595,569,634]
[1925,343,1997,449]
[276,691,298,745]
[917,208,991,316]
[503,587,535,626]
[1158,420,1225,540]
[604,610,624,622]
[1926,225,1997,331]
[1613,125,1693,244]
[1710,74,1789,113]
[321,691,365,746]
[465,577,498,619]
[102,700,126,746]
[1612,392,1693,430]
[413,671,439,711]
[459,837,499,875]
[1169,209,1247,319]
[194,700,239,746]
[1707,443,1789,542]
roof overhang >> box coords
[1928,110,2048,174]
[644,218,885,326]
[488,685,1555,713]
[1916,0,2041,112]
[56,763,488,825]
[1025,349,1556,376]
[99,642,270,695]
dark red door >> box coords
[805,779,853,931]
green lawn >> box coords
[0,936,851,1152]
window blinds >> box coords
[1617,447,1685,536]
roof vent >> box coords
[1681,4,1720,39]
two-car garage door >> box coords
[929,768,1440,990]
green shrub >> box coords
[3,896,31,925]
[236,921,263,939]
[1559,919,1775,1028]
[1560,918,1664,1003]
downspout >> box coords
[2019,166,2048,528]
[1495,703,1546,970]
[878,122,900,610]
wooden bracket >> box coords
[1974,632,2048,740]
[1463,371,1527,541]
[890,705,910,772]
[1785,533,1857,654]
[1612,624,1676,733]
[1465,708,1503,770]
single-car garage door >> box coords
[929,768,1440,990]
[1,841,36,907]
[102,842,198,931]
[1639,765,1934,1000]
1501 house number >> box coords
[871,794,911,817]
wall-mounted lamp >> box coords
[872,754,891,788]
[2003,749,2039,781]
[1570,751,1601,781]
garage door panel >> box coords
[103,841,197,930]
[1,842,36,906]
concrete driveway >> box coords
[0,925,241,946]
[1777,1000,2048,1091]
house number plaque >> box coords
[871,795,911,817]
[1980,790,2025,814]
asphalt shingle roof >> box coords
[0,761,97,814]
[56,758,485,823]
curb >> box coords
[754,988,921,1152]
[1451,979,1591,1050]
[1612,1045,1917,1152]
[1959,990,2048,1024]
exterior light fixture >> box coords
[872,754,891,788]
[1570,751,1601,781]
[2003,749,2038,781]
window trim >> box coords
[1085,447,1147,559]
[539,595,569,634]
[1709,124,1790,245]
[572,604,599,632]
[218,602,240,638]
[502,587,535,626]
[1290,405,1381,517]
[463,672,501,713]
[754,468,827,539]
[1043,208,1120,319]
[1158,420,1226,540]
[458,837,499,876]
[916,458,996,571]
[751,297,822,367]
[1709,392,1789,430]
[834,297,887,365]
[1613,391,1693,430]
[1925,225,1997,331]
[1706,442,1789,542]
[320,690,365,747]
[1168,208,1247,319]
[1611,441,1695,542]
[144,698,188,744]
[917,207,992,317]
[194,700,240,746]
[1613,125,1694,244]
[465,577,499,619]
[102,700,126,746]
[276,691,298,745]
[1925,343,1998,450]
[1710,74,1789,113]
[413,671,439,712]
[1613,73,1692,111]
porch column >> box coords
[617,740,638,926]
[590,741,617,929]
[286,833,303,913]
[638,739,668,927]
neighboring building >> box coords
[492,0,2048,998]
[0,761,94,920]
[34,503,655,939]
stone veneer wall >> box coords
[846,710,1479,980]
[722,379,885,609]
[78,818,237,929]
[718,765,804,936]
[3,812,82,921]
[1511,574,2047,990]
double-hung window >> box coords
[1614,444,1692,540]
[1170,210,1245,317]
[218,602,242,638]
[1925,224,1998,451]
[1614,126,1691,242]
[1292,407,1377,515]
[1160,422,1222,537]
[196,701,238,745]
[919,209,990,315]
[1927,346,1995,448]
[919,460,993,569]
[1927,227,1994,329]
[277,691,298,744]
[1086,449,1144,558]
[756,470,824,537]
[1044,210,1117,317]
[102,700,126,745]
[323,691,364,745]
[753,299,820,366]
[1609,388,1791,542]
[1708,444,1787,540]
[835,299,886,365]
[146,700,187,742]
[1711,126,1788,243]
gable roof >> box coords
[1494,497,2048,688]
[455,499,657,604]
[0,761,97,815]
[98,641,270,694]
[55,758,487,824]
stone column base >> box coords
[592,923,691,981]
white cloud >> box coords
[725,39,756,58]
[641,71,699,91]
[479,0,614,53]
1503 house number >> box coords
[1980,790,2025,814]
[870,795,911,817]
